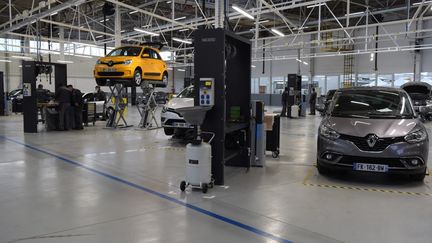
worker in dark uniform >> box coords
[309,88,317,115]
[281,87,288,117]
[95,86,106,102]
[36,84,51,122]
[55,85,72,130]
[68,85,84,130]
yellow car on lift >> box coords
[94,44,168,87]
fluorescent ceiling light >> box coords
[74,54,93,58]
[293,26,309,30]
[172,37,192,44]
[57,60,74,64]
[271,28,285,37]
[0,59,11,63]
[72,42,96,47]
[166,1,172,3]
[121,30,126,33]
[258,20,269,23]
[307,3,326,8]
[174,16,186,21]
[50,12,58,16]
[296,58,308,65]
[11,55,33,60]
[413,1,432,5]
[251,65,256,68]
[178,68,185,72]
[129,10,139,14]
[232,5,254,20]
[134,27,160,36]
[100,19,109,23]
[179,28,189,32]
[345,11,365,16]
[96,35,103,39]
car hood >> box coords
[166,98,194,109]
[324,117,419,138]
[401,82,431,95]
[99,56,137,62]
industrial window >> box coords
[357,74,376,87]
[377,74,393,87]
[312,75,325,95]
[394,73,414,87]
[0,38,21,52]
[421,72,432,85]
[327,76,339,92]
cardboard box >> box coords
[264,113,277,131]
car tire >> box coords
[133,69,142,87]
[96,78,107,86]
[164,128,174,136]
[410,171,426,182]
[162,73,168,84]
[317,162,333,175]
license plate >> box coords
[353,163,388,173]
[103,68,116,72]
[173,122,187,128]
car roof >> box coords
[338,86,403,92]
[113,45,159,51]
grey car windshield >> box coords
[331,90,414,119]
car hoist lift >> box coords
[137,82,161,129]
[105,83,132,129]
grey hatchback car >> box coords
[317,87,429,181]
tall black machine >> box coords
[287,74,301,118]
[194,29,252,185]
[0,72,4,116]
[22,61,67,133]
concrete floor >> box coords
[0,109,431,243]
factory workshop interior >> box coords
[1,0,432,242]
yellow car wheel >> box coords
[134,69,142,86]
[162,73,168,84]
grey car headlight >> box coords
[405,129,427,144]
[319,124,340,140]
[162,106,168,113]
[96,59,101,64]
[123,60,133,65]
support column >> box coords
[414,21,423,82]
[215,0,224,28]
[114,4,121,47]
[59,27,65,60]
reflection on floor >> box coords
[0,109,431,243]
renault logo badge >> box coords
[366,134,378,147]
[108,61,113,66]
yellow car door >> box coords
[140,48,156,80]
[152,50,166,80]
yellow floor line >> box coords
[303,166,432,197]
[303,182,432,197]
[302,168,315,185]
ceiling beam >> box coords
[0,0,86,35]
